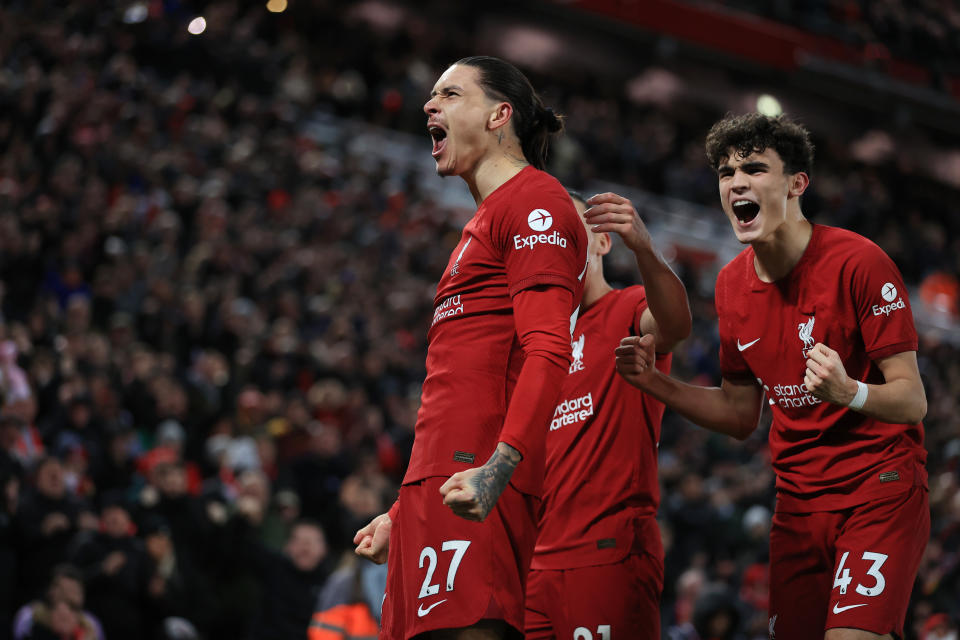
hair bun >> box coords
[541,106,563,133]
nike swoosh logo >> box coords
[832,602,868,614]
[737,338,760,352]
[417,599,447,617]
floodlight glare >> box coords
[187,16,207,35]
[757,94,783,117]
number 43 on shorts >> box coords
[833,550,888,597]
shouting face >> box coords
[717,147,807,245]
[424,64,504,178]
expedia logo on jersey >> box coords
[550,392,594,431]
[872,282,905,317]
[513,230,568,251]
[513,208,568,251]
[431,294,463,327]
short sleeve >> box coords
[848,244,918,360]
[492,181,587,298]
[716,268,754,381]
[629,289,649,336]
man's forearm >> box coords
[639,369,760,440]
[472,443,521,514]
[497,352,568,460]
[847,378,927,424]
[633,245,691,348]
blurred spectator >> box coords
[228,469,301,552]
[12,564,103,640]
[227,514,333,640]
[140,515,214,639]
[315,553,388,626]
[309,555,384,640]
[0,462,19,640]
[91,422,139,495]
[15,458,95,601]
[668,567,708,637]
[70,492,148,639]
[0,415,25,481]
[922,613,958,640]
[282,421,352,545]
[138,460,215,567]
[691,586,742,640]
[309,455,392,631]
[738,563,769,640]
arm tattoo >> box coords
[469,445,520,517]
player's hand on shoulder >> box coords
[803,342,857,405]
[354,512,392,564]
[440,443,519,522]
[615,334,657,389]
[584,192,652,252]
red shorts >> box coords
[524,551,663,640]
[768,486,929,640]
[380,476,539,639]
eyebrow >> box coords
[718,160,769,174]
[430,84,464,98]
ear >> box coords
[788,172,809,199]
[596,231,613,257]
[488,101,513,132]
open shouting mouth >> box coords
[732,199,760,223]
[429,125,447,158]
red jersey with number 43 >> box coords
[716,224,926,513]
[533,287,671,569]
[403,166,588,497]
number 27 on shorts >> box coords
[418,540,471,598]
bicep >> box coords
[637,307,671,353]
[637,306,656,340]
[866,350,926,424]
[875,351,922,388]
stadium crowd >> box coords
[694,0,960,92]
[0,1,958,639]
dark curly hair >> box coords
[705,113,814,176]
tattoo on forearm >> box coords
[469,446,520,516]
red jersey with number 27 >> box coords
[716,224,926,513]
[533,287,671,569]
[403,166,588,497]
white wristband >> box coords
[848,380,868,411]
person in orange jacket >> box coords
[308,601,379,640]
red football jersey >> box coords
[716,224,926,512]
[403,166,588,497]
[532,287,671,569]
